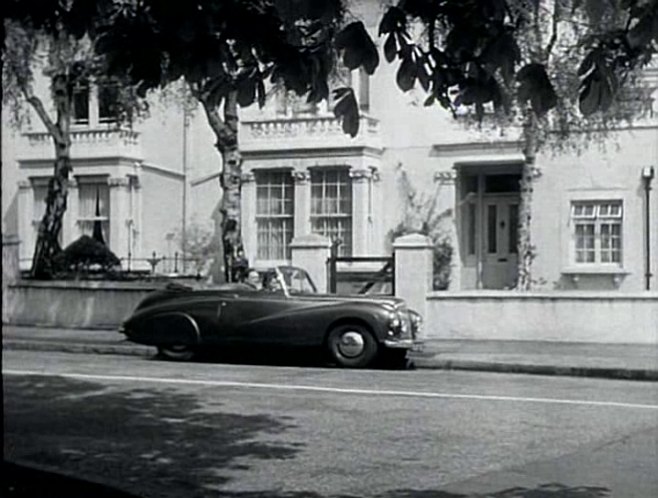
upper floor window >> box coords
[571,201,623,264]
[256,170,294,260]
[72,80,119,126]
[72,80,90,125]
[78,177,110,245]
[310,167,352,256]
[98,82,119,123]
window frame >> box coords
[255,169,295,261]
[571,200,623,266]
[76,177,111,244]
[310,167,353,256]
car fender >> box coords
[127,311,201,346]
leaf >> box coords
[578,50,597,76]
[396,56,417,92]
[378,6,406,36]
[517,63,557,116]
[336,21,379,74]
[384,33,397,63]
[332,86,359,137]
[417,63,430,92]
[579,75,602,116]
[237,79,256,107]
[257,79,266,108]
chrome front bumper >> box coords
[384,339,424,351]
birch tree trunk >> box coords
[200,91,245,283]
[29,74,73,278]
[516,113,538,291]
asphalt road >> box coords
[3,349,658,497]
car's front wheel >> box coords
[327,324,378,368]
[157,344,195,361]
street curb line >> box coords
[4,340,657,381]
[2,340,152,357]
[413,358,658,381]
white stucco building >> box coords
[2,5,657,293]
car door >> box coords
[216,291,303,346]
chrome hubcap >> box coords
[337,331,365,358]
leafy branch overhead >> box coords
[335,0,657,122]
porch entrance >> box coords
[459,167,522,289]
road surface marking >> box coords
[4,369,658,410]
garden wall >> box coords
[425,291,658,344]
[4,280,159,329]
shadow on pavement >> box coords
[4,375,303,497]
[172,345,414,371]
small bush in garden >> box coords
[388,164,454,290]
[53,235,121,277]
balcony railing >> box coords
[241,115,381,151]
[21,128,143,162]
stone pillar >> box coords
[2,235,20,323]
[434,170,461,291]
[16,180,32,266]
[349,168,373,256]
[240,171,257,264]
[293,170,311,239]
[393,233,433,327]
[63,178,78,247]
[290,234,331,293]
[109,177,130,260]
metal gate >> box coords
[327,253,395,295]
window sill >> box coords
[561,266,630,288]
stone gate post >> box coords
[393,233,433,327]
[3,234,21,323]
[290,234,331,293]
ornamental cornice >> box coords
[349,166,381,182]
[108,177,130,187]
[241,171,256,183]
[434,171,456,184]
[291,170,309,183]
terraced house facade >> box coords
[3,15,657,295]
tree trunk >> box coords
[516,113,539,291]
[30,74,72,279]
[200,91,245,283]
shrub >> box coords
[53,235,121,276]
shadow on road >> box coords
[4,375,303,497]
[201,483,611,497]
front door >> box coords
[482,197,519,289]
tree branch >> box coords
[543,0,561,62]
[21,86,62,142]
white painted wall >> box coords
[425,291,658,344]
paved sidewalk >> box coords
[2,324,657,380]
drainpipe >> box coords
[182,106,189,273]
[642,166,655,290]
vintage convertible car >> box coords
[120,266,422,368]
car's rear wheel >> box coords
[327,324,378,368]
[157,344,195,361]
